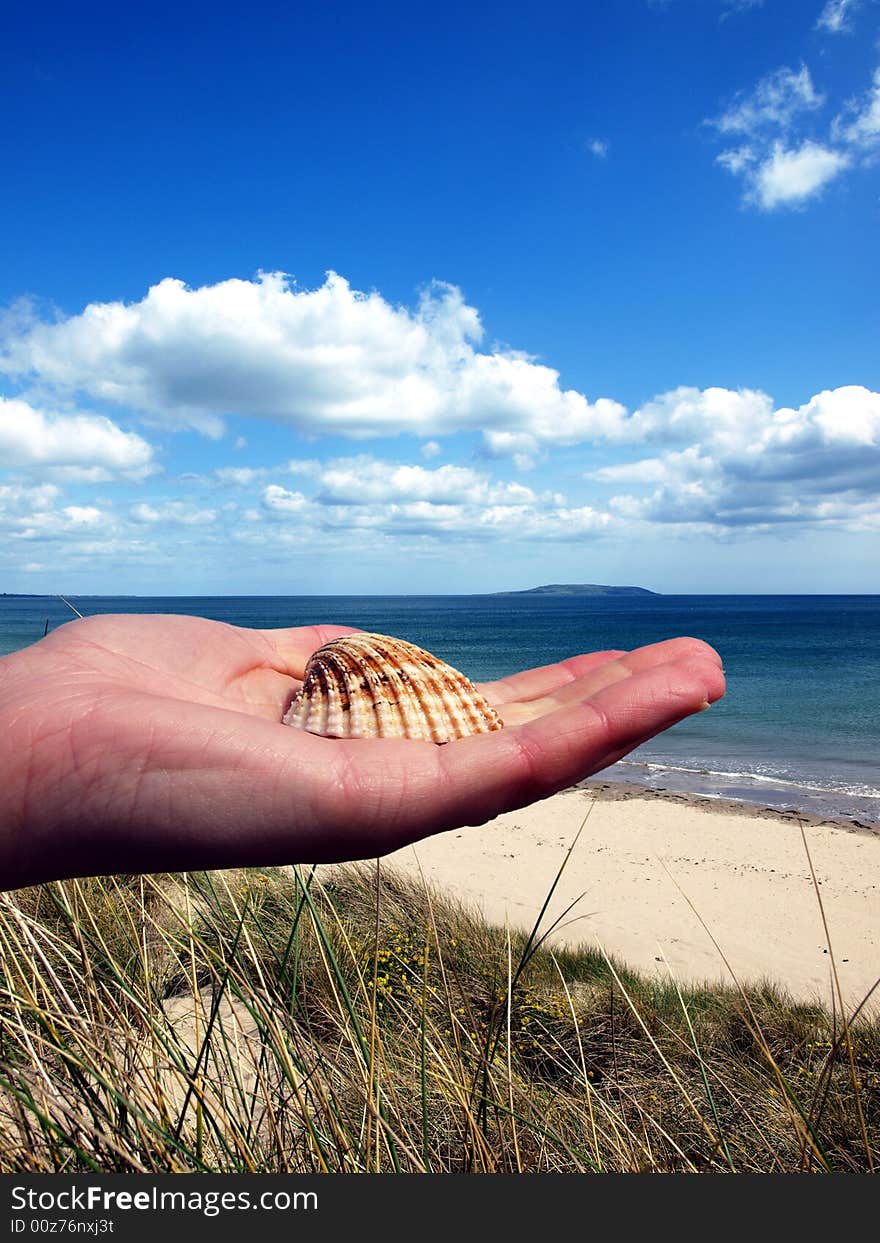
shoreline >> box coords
[596,756,880,829]
[580,776,880,836]
[347,781,880,1009]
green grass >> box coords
[0,858,877,1173]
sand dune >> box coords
[351,783,880,1009]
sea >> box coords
[1,593,878,825]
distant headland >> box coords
[491,583,659,597]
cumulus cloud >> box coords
[592,446,714,485]
[313,459,536,507]
[285,458,322,476]
[0,396,156,479]
[256,456,613,542]
[0,481,59,510]
[0,272,623,453]
[262,485,309,514]
[716,140,850,207]
[314,496,612,542]
[3,380,877,579]
[62,506,103,526]
[708,57,877,210]
[478,388,627,459]
[1,262,875,575]
[747,140,851,208]
[107,385,880,546]
[589,385,880,532]
[0,481,110,543]
[625,385,774,449]
[477,503,610,539]
[129,501,217,525]
[213,466,268,486]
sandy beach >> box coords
[335,783,880,1010]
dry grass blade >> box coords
[796,819,874,1171]
[0,851,876,1173]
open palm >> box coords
[0,614,724,890]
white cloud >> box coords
[590,385,880,532]
[833,66,880,150]
[262,484,309,514]
[355,497,613,541]
[130,503,161,522]
[618,383,880,464]
[1,261,875,573]
[313,459,536,507]
[285,458,322,475]
[748,140,851,208]
[478,503,610,538]
[255,455,612,543]
[482,430,540,457]
[716,133,851,209]
[130,501,217,525]
[0,484,110,542]
[151,385,880,541]
[2,379,877,580]
[0,396,156,478]
[627,385,774,450]
[213,466,267,486]
[790,384,880,446]
[715,145,755,174]
[816,0,859,33]
[0,481,59,510]
[63,506,103,526]
[587,139,608,158]
[0,272,623,453]
[592,446,713,485]
[708,59,878,210]
[712,66,823,137]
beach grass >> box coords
[0,857,877,1174]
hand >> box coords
[0,614,724,890]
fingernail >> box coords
[698,700,711,712]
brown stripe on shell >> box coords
[282,632,503,744]
[309,656,333,735]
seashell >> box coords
[282,632,504,744]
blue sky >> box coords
[1,0,877,594]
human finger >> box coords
[477,650,627,706]
[256,624,361,679]
[500,639,724,724]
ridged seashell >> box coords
[282,632,504,744]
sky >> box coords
[0,0,878,595]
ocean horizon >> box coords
[2,592,878,826]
